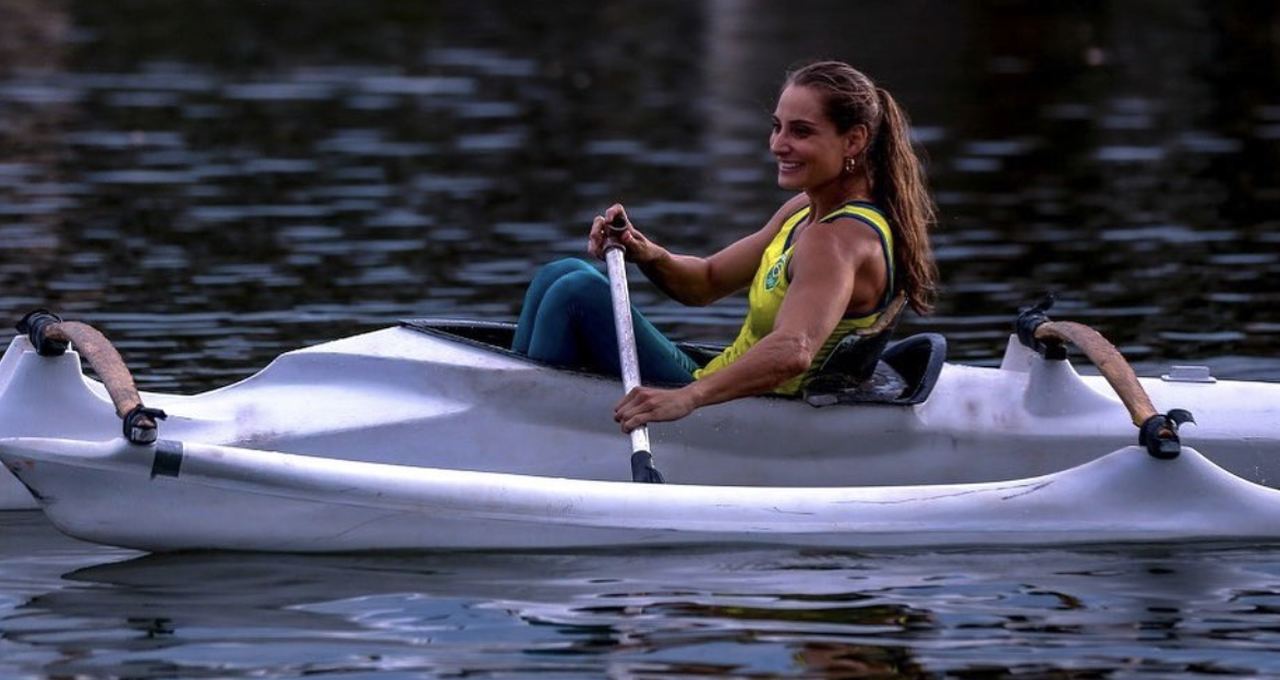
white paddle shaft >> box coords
[604,245,651,454]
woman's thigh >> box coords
[513,258,604,352]
[526,269,696,384]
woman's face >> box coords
[770,84,855,192]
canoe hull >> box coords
[2,321,1280,514]
[2,323,1279,511]
[4,436,1279,552]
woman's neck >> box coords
[805,175,872,220]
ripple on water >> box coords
[412,174,493,196]
[187,204,336,222]
[1094,146,1166,162]
[424,48,539,77]
[0,162,34,179]
[358,75,474,97]
[0,224,59,249]
[63,130,185,149]
[240,158,319,175]
[584,139,646,156]
[456,259,544,286]
[426,227,470,242]
[455,130,526,152]
[1177,131,1244,154]
[1159,330,1249,343]
[493,222,560,243]
[316,130,435,158]
[932,243,1028,261]
[345,93,397,110]
[222,81,336,101]
[365,210,434,229]
[276,225,345,242]
[76,70,219,93]
[1208,253,1279,266]
[0,198,73,216]
[181,104,225,119]
[335,265,417,286]
[955,158,1003,173]
[0,83,84,104]
[85,169,196,185]
[637,149,706,168]
[102,90,181,108]
[1102,225,1239,243]
[961,139,1036,157]
[454,100,523,119]
[136,149,203,167]
[315,184,398,199]
[1101,113,1154,130]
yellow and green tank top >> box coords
[693,201,895,396]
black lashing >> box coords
[150,440,184,479]
[15,309,69,357]
[124,405,168,445]
[1139,409,1196,460]
[1015,294,1067,360]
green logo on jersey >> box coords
[764,254,787,290]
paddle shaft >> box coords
[603,229,651,456]
[602,216,665,483]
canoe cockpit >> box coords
[399,318,946,407]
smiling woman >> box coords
[510,61,939,432]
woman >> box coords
[512,61,938,432]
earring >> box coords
[844,157,857,174]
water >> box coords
[2,0,1280,676]
[8,514,1280,677]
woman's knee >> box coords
[531,258,599,288]
[541,269,612,315]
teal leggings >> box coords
[511,258,699,384]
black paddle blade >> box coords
[631,450,665,483]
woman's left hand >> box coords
[614,386,698,432]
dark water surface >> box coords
[3,0,1280,676]
[8,514,1280,678]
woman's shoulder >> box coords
[779,193,810,217]
[762,193,811,230]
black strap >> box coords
[1015,294,1066,360]
[123,405,168,445]
[15,309,69,357]
[150,440,184,479]
[1138,409,1196,460]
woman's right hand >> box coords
[587,203,664,264]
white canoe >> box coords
[4,435,1280,552]
[2,317,1279,551]
[2,319,1279,513]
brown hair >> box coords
[785,61,938,314]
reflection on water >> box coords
[6,509,1280,677]
[0,0,1277,392]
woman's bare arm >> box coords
[613,215,882,430]
[589,195,809,306]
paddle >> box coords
[603,214,665,483]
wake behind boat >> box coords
[1,305,1279,551]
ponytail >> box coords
[869,87,938,314]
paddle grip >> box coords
[603,214,628,254]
